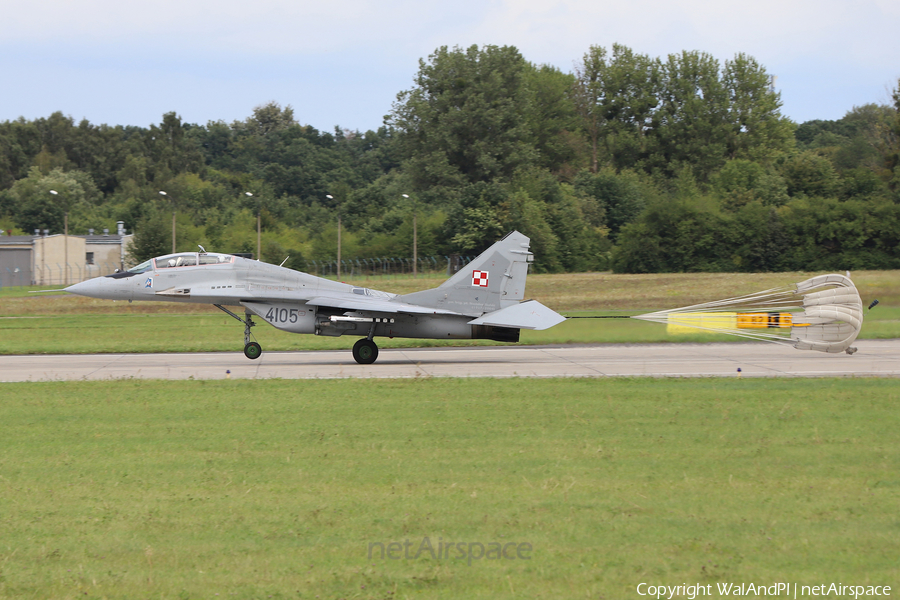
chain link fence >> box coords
[304,255,475,279]
[0,262,122,289]
[2,255,480,290]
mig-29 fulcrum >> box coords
[64,231,566,364]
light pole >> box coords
[40,229,45,285]
[403,193,417,277]
[246,192,259,260]
[49,189,68,285]
[159,190,175,253]
[326,194,340,278]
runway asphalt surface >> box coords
[2,339,899,381]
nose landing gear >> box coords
[244,341,262,359]
[215,304,262,360]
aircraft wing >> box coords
[304,294,465,316]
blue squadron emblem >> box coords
[145,277,153,289]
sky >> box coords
[1,0,898,132]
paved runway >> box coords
[1,340,899,381]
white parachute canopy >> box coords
[632,274,863,354]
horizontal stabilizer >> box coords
[467,300,565,331]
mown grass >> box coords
[0,378,897,599]
[1,308,899,355]
[1,270,896,355]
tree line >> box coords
[0,44,898,273]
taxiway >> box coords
[1,340,899,382]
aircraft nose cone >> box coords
[65,278,106,299]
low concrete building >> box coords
[0,222,133,287]
[0,236,36,287]
[82,231,133,281]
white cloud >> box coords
[463,0,898,70]
[5,0,897,67]
[0,0,897,127]
[1,1,481,55]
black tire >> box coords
[244,342,262,360]
[352,338,379,364]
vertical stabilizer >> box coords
[400,231,533,316]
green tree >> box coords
[646,51,731,179]
[721,54,795,162]
[878,80,900,190]
[507,168,595,272]
[523,64,581,173]
[0,129,29,189]
[146,112,204,180]
[612,197,730,273]
[444,182,509,254]
[7,167,102,233]
[728,201,790,271]
[712,159,788,208]
[0,118,41,188]
[128,210,171,263]
[571,47,791,181]
[574,168,650,239]
[389,45,538,190]
[779,196,900,270]
[572,44,660,173]
[796,104,892,174]
[235,102,297,137]
[780,151,839,198]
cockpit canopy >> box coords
[154,253,234,269]
[123,253,235,275]
[126,260,153,274]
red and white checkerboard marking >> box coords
[472,270,489,287]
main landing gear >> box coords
[352,338,379,364]
[350,319,380,364]
[215,304,262,360]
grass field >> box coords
[0,378,898,599]
[1,271,898,354]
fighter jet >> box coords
[65,231,565,364]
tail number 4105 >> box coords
[265,307,305,324]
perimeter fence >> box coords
[0,262,122,289]
[304,255,475,279]
[0,255,482,290]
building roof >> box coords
[0,236,36,247]
[0,234,132,247]
[81,234,127,244]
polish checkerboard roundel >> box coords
[472,270,489,287]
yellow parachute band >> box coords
[667,311,801,334]
[667,312,737,334]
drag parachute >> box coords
[633,274,863,354]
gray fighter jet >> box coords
[65,231,565,364]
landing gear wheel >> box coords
[352,338,379,365]
[244,342,262,360]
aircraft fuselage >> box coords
[65,233,563,363]
[66,252,514,342]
